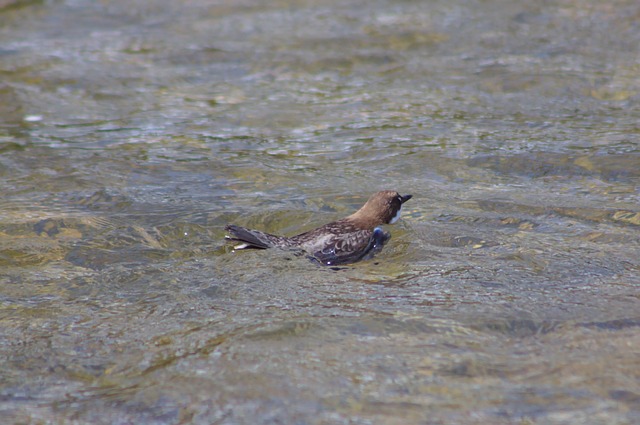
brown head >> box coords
[348,190,412,228]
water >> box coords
[1,0,639,423]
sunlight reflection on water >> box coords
[1,0,639,423]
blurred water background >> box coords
[1,0,639,423]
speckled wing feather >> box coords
[291,221,391,266]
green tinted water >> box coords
[1,0,639,423]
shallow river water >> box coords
[1,0,639,424]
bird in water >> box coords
[225,190,412,265]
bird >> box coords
[224,190,412,265]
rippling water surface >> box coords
[1,0,639,423]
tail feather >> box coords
[224,224,286,249]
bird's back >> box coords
[289,219,389,265]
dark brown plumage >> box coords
[225,191,412,265]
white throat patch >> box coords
[389,205,402,224]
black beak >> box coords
[400,194,412,204]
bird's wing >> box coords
[307,227,390,266]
